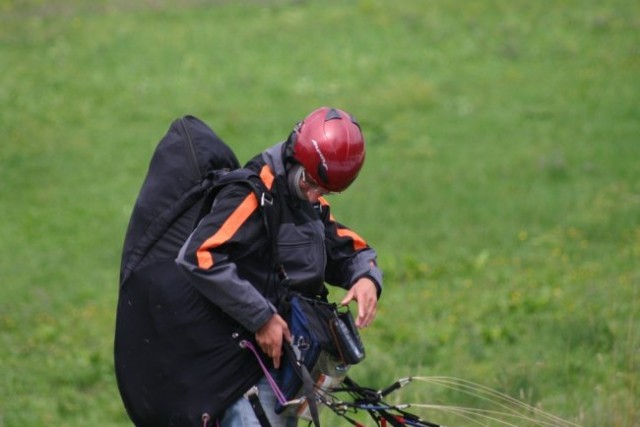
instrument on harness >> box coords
[276,293,366,412]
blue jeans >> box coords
[220,374,298,427]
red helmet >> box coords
[292,107,366,192]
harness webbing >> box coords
[244,386,271,427]
[240,340,445,427]
[283,341,321,426]
[240,340,321,426]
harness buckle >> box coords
[261,192,274,207]
[244,385,259,399]
[243,385,272,427]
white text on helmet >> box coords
[311,139,329,172]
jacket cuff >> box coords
[247,301,278,333]
[352,267,383,298]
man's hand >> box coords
[255,314,291,368]
[340,277,378,328]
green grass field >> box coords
[1,0,638,426]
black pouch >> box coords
[329,309,366,365]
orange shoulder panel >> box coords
[260,165,275,190]
[196,165,275,269]
[196,192,259,269]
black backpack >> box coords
[119,115,270,287]
[115,116,273,426]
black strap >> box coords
[283,343,321,427]
[193,169,286,280]
[258,187,288,283]
[244,386,272,427]
[300,364,320,427]
[193,169,261,228]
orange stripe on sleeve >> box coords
[337,228,368,251]
[319,197,368,251]
[196,192,259,269]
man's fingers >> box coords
[272,348,281,369]
[357,297,377,328]
[340,290,355,306]
[255,314,291,368]
[282,322,292,343]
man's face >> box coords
[298,168,331,203]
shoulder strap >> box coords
[193,168,263,230]
[193,168,287,279]
[258,184,288,283]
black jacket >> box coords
[176,142,383,332]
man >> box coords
[175,106,383,426]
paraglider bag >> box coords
[276,294,365,414]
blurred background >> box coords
[0,0,638,425]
